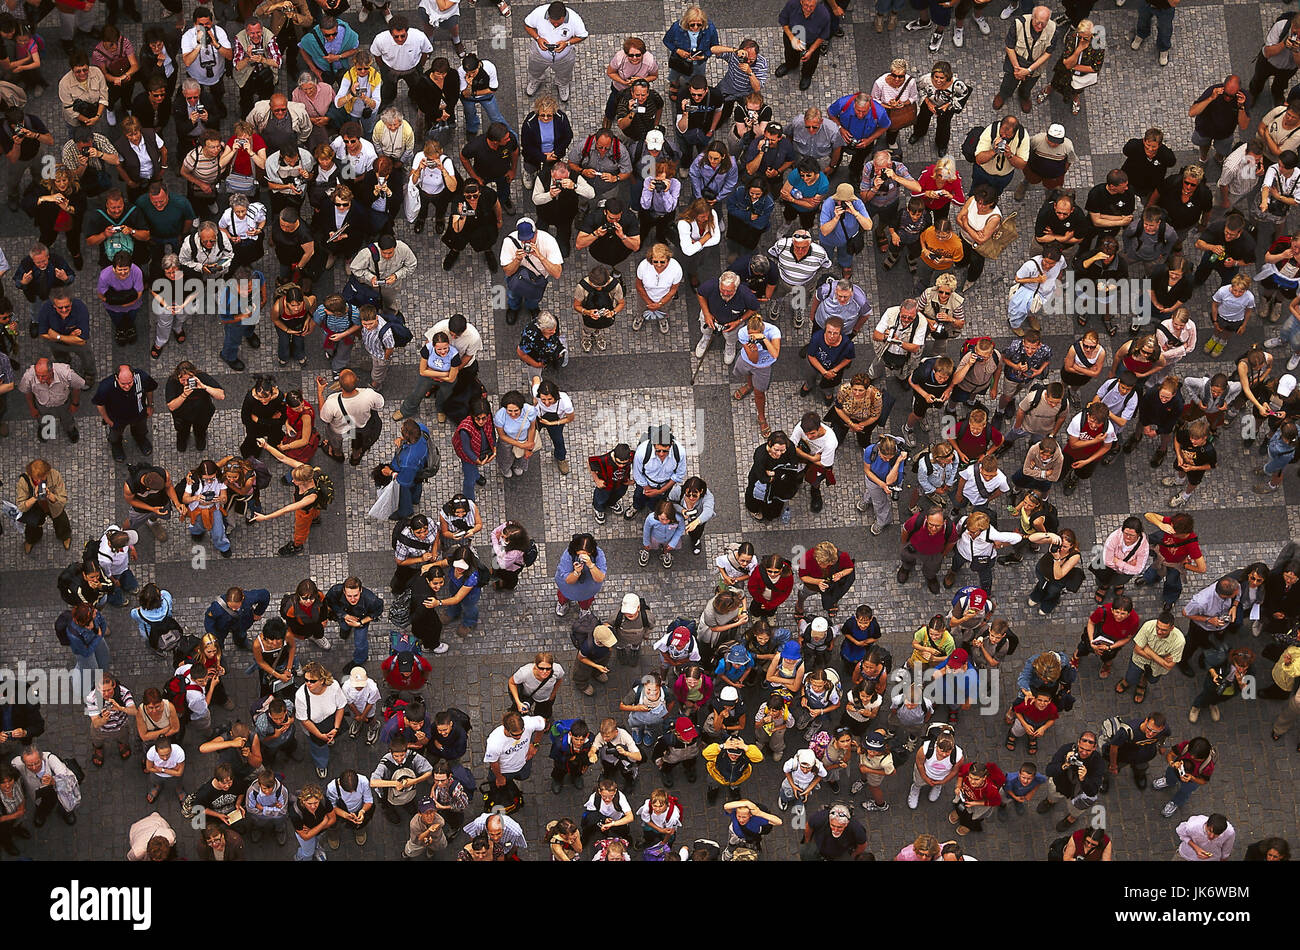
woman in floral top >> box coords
[909,61,972,156]
[826,372,884,450]
[1042,20,1104,115]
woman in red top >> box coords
[225,121,268,197]
[1062,826,1112,860]
[916,157,965,222]
[747,554,794,618]
[1112,334,1166,384]
[278,389,321,465]
[1072,595,1140,678]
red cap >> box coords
[673,716,698,741]
[670,626,692,650]
[947,649,970,668]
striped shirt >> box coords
[716,52,769,100]
[767,236,830,287]
[183,147,224,186]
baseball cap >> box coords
[1047,123,1066,143]
[348,667,369,688]
[1280,374,1298,399]
[780,641,802,660]
[670,626,692,651]
[860,731,888,753]
[719,686,739,703]
[621,593,641,615]
[417,797,437,814]
[796,749,816,767]
[947,648,970,667]
[515,218,536,240]
[810,617,829,634]
[673,716,698,742]
[593,624,617,647]
[645,129,665,151]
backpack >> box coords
[310,468,335,510]
[54,610,72,646]
[570,613,599,651]
[961,125,985,164]
[960,336,995,359]
[171,633,203,669]
[414,427,441,483]
[444,706,473,736]
[381,690,422,725]
[580,133,622,165]
[1099,716,1132,746]
[480,777,523,814]
[380,311,414,348]
[142,613,184,653]
[521,541,539,567]
[922,722,956,758]
[57,563,84,606]
[639,425,681,469]
[163,670,202,720]
[390,629,424,657]
[910,450,931,476]
[1047,833,1072,862]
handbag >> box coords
[884,99,918,131]
[976,210,1018,260]
[1070,69,1099,90]
[668,52,695,74]
[342,275,382,307]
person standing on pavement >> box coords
[18,357,85,445]
[523,1,589,104]
[993,6,1056,114]
[92,363,156,462]
[1036,730,1103,833]
[774,0,831,92]
[323,577,384,669]
[37,288,95,382]
[1186,76,1250,166]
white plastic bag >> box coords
[367,479,400,520]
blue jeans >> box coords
[1141,562,1182,606]
[221,321,254,362]
[540,422,567,461]
[342,622,371,667]
[1031,573,1068,614]
[1265,435,1296,476]
[446,585,482,629]
[463,94,512,136]
[106,568,139,606]
[1135,2,1176,51]
[676,127,711,167]
[192,507,231,553]
[506,286,546,313]
[277,327,306,364]
[971,166,1014,198]
[1161,764,1197,808]
[73,639,111,674]
[826,242,854,270]
[308,736,330,773]
[396,480,424,518]
[1011,471,1053,494]
[1282,315,1300,355]
[461,460,481,500]
[295,830,322,861]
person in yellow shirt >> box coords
[916,216,964,293]
[702,735,763,804]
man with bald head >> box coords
[18,357,87,443]
[993,5,1056,114]
[317,368,385,465]
[92,364,157,462]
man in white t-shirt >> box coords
[418,0,465,55]
[523,1,589,102]
[341,667,382,744]
[500,217,564,321]
[955,457,1010,513]
[634,245,684,333]
[370,16,434,110]
[872,299,927,380]
[317,369,385,462]
[779,748,827,810]
[484,710,548,787]
[791,410,840,515]
[145,739,187,802]
[180,8,234,118]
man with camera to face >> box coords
[1037,730,1104,832]
[1250,13,1300,109]
[180,7,234,121]
[575,198,640,274]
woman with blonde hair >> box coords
[917,154,965,222]
[676,196,720,289]
[289,782,336,861]
[662,5,719,103]
[1040,19,1103,115]
[294,663,347,780]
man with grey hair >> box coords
[859,148,918,254]
[694,270,761,366]
[993,5,1056,112]
[246,92,312,155]
[791,107,841,176]
[767,229,831,328]
[462,810,528,857]
[373,108,416,166]
[179,221,235,279]
[233,17,283,115]
[806,277,872,342]
[350,233,417,311]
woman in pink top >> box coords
[1093,516,1150,605]
[895,833,942,860]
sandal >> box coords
[733,384,753,400]
[1114,681,1128,694]
[175,330,186,344]
[956,824,970,836]
[759,420,772,439]
[146,788,160,804]
[497,0,511,13]
[92,747,104,768]
[118,743,132,760]
[1103,319,1118,337]
[1076,315,1088,328]
[1005,733,1017,751]
[1094,588,1107,604]
[1098,664,1111,679]
[150,345,162,359]
[1133,682,1147,703]
[1027,737,1038,755]
[1070,98,1080,115]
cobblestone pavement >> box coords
[0,0,1296,864]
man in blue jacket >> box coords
[380,417,431,520]
[324,577,385,668]
[204,586,270,650]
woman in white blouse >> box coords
[871,59,919,151]
[676,197,720,289]
[219,194,268,268]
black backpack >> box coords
[142,613,185,653]
[56,562,84,606]
[444,706,473,735]
[961,125,985,164]
[570,613,599,651]
[54,610,72,646]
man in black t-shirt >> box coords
[1083,171,1136,250]
[675,75,725,167]
[188,763,253,835]
[92,364,157,462]
[163,364,221,452]
[1190,212,1256,287]
[1150,166,1213,237]
[1033,193,1086,249]
[575,198,641,271]
[270,208,319,284]
[461,122,520,212]
[0,107,52,210]
[123,464,182,538]
[801,802,868,860]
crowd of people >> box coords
[0,0,1298,863]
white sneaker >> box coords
[524,80,540,96]
[974,15,990,33]
[383,5,392,21]
[1168,493,1188,508]
[432,643,450,654]
[952,27,964,47]
[105,111,116,127]
[1161,801,1178,817]
[907,785,920,809]
[928,785,942,802]
[1265,336,1285,348]
[631,311,645,331]
[928,30,943,51]
[903,17,930,31]
[1130,36,1143,50]
[723,344,737,365]
[1252,619,1264,637]
[1209,705,1220,722]
[1115,0,1126,6]
[1159,51,1169,67]
[1288,354,1300,371]
[694,336,710,359]
[317,637,331,651]
[555,600,568,616]
[1188,705,1199,723]
[1151,777,1168,789]
[358,6,369,20]
[659,317,670,334]
[1000,3,1015,18]
[559,85,570,102]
